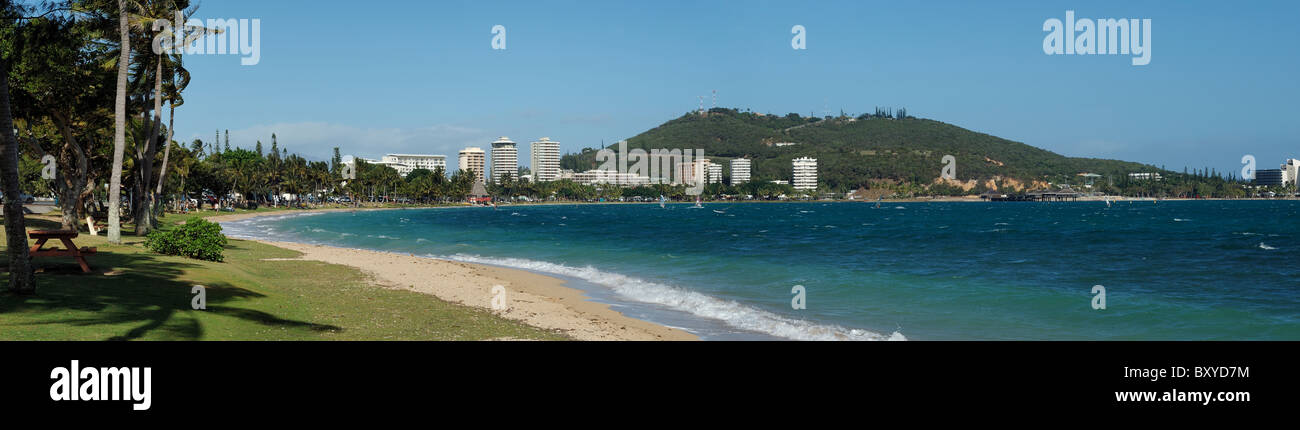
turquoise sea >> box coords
[222,201,1300,340]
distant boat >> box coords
[691,196,703,209]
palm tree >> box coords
[143,0,205,224]
[154,48,190,217]
[107,0,131,244]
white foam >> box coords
[1258,242,1277,250]
[442,253,905,341]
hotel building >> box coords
[730,158,751,184]
[1282,159,1299,187]
[530,137,562,182]
[458,147,486,184]
[490,137,518,183]
[706,160,723,184]
[1257,169,1285,186]
[572,170,651,186]
[792,157,818,191]
[676,159,715,186]
[380,154,446,177]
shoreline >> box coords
[208,209,698,341]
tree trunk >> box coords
[49,114,91,231]
[134,56,162,236]
[154,100,174,218]
[107,0,129,244]
[1,56,35,294]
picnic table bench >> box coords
[29,230,96,273]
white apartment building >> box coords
[380,154,446,177]
[675,159,713,187]
[530,137,561,182]
[1282,159,1299,187]
[730,158,751,184]
[458,147,486,184]
[706,161,723,185]
[343,156,427,178]
[572,170,651,186]
[792,157,818,191]
[490,137,518,183]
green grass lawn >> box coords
[0,209,565,341]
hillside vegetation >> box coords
[562,108,1160,194]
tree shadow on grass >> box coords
[0,246,340,340]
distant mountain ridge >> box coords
[560,108,1159,193]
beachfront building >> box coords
[380,154,446,177]
[792,157,818,191]
[675,158,714,186]
[572,170,651,186]
[706,161,723,185]
[1257,169,1285,186]
[730,158,751,185]
[530,137,561,182]
[490,137,518,183]
[1282,159,1299,187]
[458,147,486,184]
[344,156,410,176]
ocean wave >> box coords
[1258,242,1277,250]
[441,253,905,341]
[218,211,328,239]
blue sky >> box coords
[173,0,1299,175]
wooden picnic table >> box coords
[28,230,96,273]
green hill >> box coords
[560,108,1159,193]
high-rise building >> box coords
[676,158,713,186]
[458,147,486,184]
[792,157,818,191]
[490,137,518,183]
[530,137,561,182]
[1282,159,1299,187]
[706,160,723,184]
[730,158,751,184]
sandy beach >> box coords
[208,208,697,341]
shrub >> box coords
[145,218,229,262]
